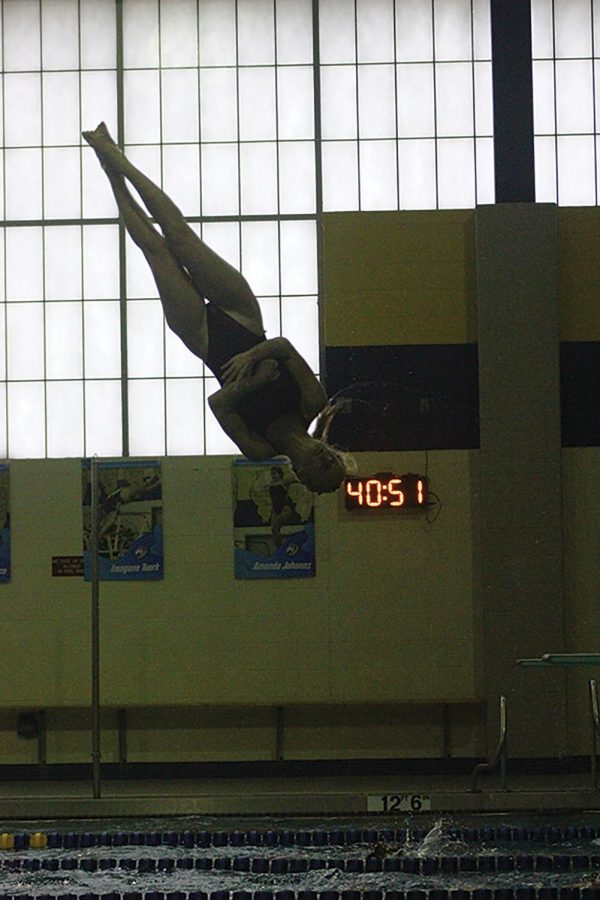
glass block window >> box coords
[0,0,492,459]
[532,0,600,205]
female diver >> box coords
[82,123,351,494]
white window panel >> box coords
[475,137,495,204]
[83,301,121,379]
[434,0,473,61]
[46,302,83,380]
[281,296,319,372]
[200,68,238,143]
[166,378,205,454]
[126,231,162,301]
[83,226,120,300]
[205,377,238,454]
[474,62,493,136]
[397,64,435,138]
[41,0,79,70]
[165,326,204,378]
[554,0,592,58]
[8,382,45,459]
[357,0,394,63]
[124,70,161,144]
[161,69,200,144]
[396,0,433,63]
[43,73,81,146]
[5,228,43,303]
[160,0,199,68]
[531,0,554,59]
[85,380,122,457]
[359,140,398,210]
[239,68,277,142]
[237,0,276,66]
[3,0,40,72]
[358,65,396,139]
[5,149,42,221]
[319,0,356,64]
[438,138,476,208]
[128,380,166,456]
[276,0,313,65]
[556,61,594,135]
[533,60,556,134]
[535,135,558,202]
[201,222,241,275]
[0,307,6,379]
[278,142,316,215]
[44,227,82,302]
[259,296,281,337]
[0,232,4,304]
[239,143,278,215]
[199,0,237,66]
[200,143,240,217]
[80,71,118,139]
[322,141,359,211]
[81,160,113,221]
[321,66,358,140]
[127,300,165,379]
[398,139,437,209]
[162,145,201,218]
[81,0,117,69]
[436,63,474,137]
[472,0,492,61]
[557,136,596,205]
[7,303,44,381]
[277,67,314,141]
[44,149,82,220]
[47,381,84,458]
[0,390,7,458]
[123,0,159,68]
[240,221,280,297]
[4,74,41,147]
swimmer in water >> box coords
[82,123,354,494]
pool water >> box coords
[1,816,600,899]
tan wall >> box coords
[2,206,600,764]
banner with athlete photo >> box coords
[233,459,315,579]
[0,465,10,582]
[82,460,163,581]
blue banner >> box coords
[0,465,10,583]
[233,459,315,579]
[82,460,163,581]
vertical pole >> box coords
[90,456,101,798]
[490,0,535,202]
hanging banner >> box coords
[0,464,10,583]
[233,459,315,579]
[82,460,163,581]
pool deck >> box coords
[0,772,598,820]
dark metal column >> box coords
[491,0,535,202]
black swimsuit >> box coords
[205,303,302,435]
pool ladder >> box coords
[470,694,507,792]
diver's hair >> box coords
[312,397,351,443]
[327,443,357,476]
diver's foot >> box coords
[82,121,115,150]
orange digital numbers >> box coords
[388,478,405,507]
[344,473,428,512]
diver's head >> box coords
[293,438,352,495]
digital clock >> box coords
[344,472,429,510]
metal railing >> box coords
[471,694,507,792]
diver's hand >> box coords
[222,350,277,386]
[222,356,280,389]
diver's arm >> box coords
[208,362,277,461]
[221,338,327,423]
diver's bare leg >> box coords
[83,123,263,335]
[104,166,209,359]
